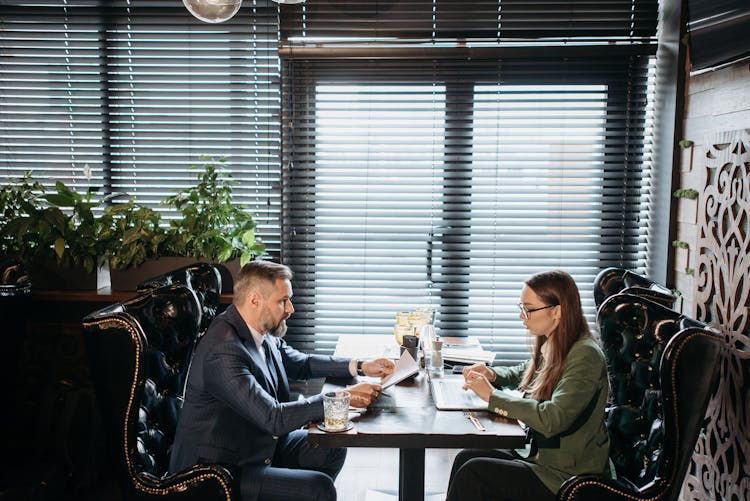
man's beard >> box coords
[269,318,287,338]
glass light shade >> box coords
[183,0,242,23]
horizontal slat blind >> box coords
[280,0,658,43]
[0,0,106,195]
[281,55,655,361]
[1,0,282,252]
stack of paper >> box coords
[442,346,496,365]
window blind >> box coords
[280,0,658,43]
[280,1,657,361]
[0,0,282,252]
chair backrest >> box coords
[136,262,222,333]
[83,285,207,490]
[596,293,703,488]
[557,321,722,501]
[651,326,721,500]
[593,267,676,310]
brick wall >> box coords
[675,61,750,315]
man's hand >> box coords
[347,382,383,408]
[362,358,395,378]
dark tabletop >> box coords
[308,371,526,449]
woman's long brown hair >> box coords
[519,270,591,401]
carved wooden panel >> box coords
[685,128,750,501]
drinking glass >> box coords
[323,391,350,431]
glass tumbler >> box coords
[323,390,350,431]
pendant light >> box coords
[183,0,242,23]
[183,0,305,23]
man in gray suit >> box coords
[170,260,394,501]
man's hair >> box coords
[233,260,293,306]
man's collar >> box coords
[249,326,265,349]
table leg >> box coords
[399,448,425,501]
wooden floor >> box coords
[335,448,459,500]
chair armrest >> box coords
[135,464,237,500]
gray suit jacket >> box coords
[169,304,353,500]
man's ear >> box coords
[248,289,262,308]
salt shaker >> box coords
[429,338,444,377]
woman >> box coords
[446,270,610,501]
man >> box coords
[170,260,394,501]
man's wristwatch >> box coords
[356,360,365,376]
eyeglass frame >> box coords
[517,302,557,320]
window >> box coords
[280,1,658,360]
[0,0,282,252]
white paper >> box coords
[379,350,420,389]
[442,347,496,365]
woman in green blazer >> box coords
[446,270,610,501]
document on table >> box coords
[379,350,420,389]
[442,346,496,365]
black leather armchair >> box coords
[83,284,236,500]
[593,267,677,309]
[557,294,722,501]
[136,262,222,334]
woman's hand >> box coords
[362,358,395,378]
[346,382,383,408]
[461,363,495,382]
[462,370,493,402]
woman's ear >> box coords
[552,304,562,321]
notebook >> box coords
[379,349,420,389]
[430,374,488,410]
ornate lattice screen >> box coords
[686,128,749,500]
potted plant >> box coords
[1,175,120,289]
[161,157,266,292]
[0,172,44,257]
[101,199,167,272]
[109,157,266,292]
[162,157,265,265]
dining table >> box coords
[307,334,526,501]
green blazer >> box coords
[487,336,610,494]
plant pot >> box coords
[110,257,239,294]
[29,257,110,291]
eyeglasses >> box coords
[517,302,557,320]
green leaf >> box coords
[45,192,75,207]
[671,240,689,249]
[673,188,699,200]
[240,228,256,246]
[54,238,66,258]
[218,247,232,263]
